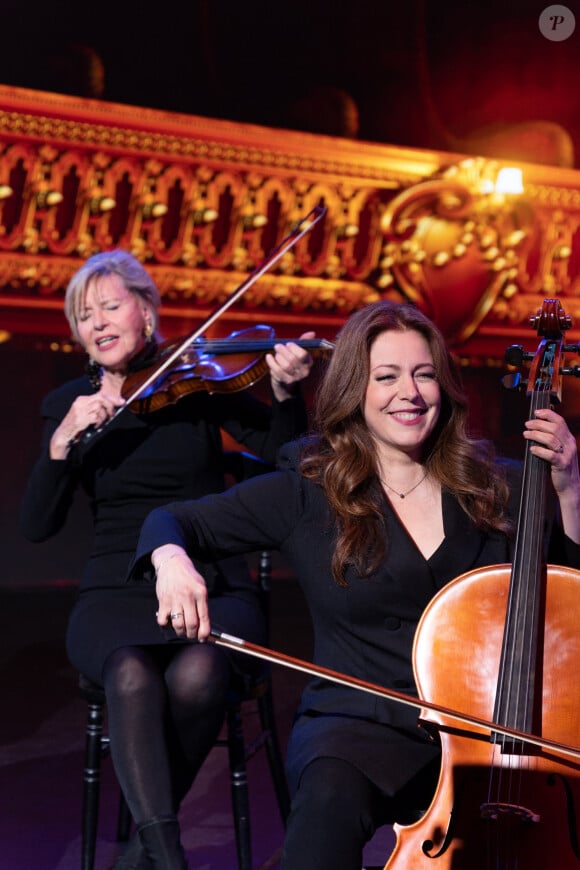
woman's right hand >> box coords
[152,545,211,641]
[50,390,125,459]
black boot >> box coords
[112,828,152,869]
[136,814,187,869]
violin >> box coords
[80,205,326,443]
[121,325,334,414]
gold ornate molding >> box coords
[1,85,580,359]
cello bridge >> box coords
[480,802,540,824]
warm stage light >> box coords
[495,168,524,195]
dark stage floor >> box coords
[0,578,395,870]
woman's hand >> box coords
[152,544,211,641]
[266,331,315,401]
[50,389,125,459]
[524,407,580,542]
[524,407,579,491]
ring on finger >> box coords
[555,443,564,454]
[170,612,183,620]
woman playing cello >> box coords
[130,299,580,870]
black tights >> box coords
[102,643,231,824]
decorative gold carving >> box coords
[378,175,533,343]
[1,86,580,358]
[0,109,413,186]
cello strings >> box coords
[487,381,551,823]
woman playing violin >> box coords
[130,300,580,870]
[19,248,315,869]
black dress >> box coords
[130,444,580,799]
[20,375,308,684]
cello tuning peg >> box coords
[501,372,525,390]
[561,366,580,378]
[504,344,524,367]
[504,345,524,366]
[504,345,535,366]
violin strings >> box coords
[189,338,331,353]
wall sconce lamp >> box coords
[443,158,524,204]
[141,201,168,220]
[192,207,219,226]
[242,213,268,231]
[35,189,63,209]
[336,223,359,239]
[494,167,523,196]
[0,185,13,200]
[89,195,116,215]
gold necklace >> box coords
[381,472,428,500]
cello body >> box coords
[385,563,580,869]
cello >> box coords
[385,298,580,868]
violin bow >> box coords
[81,205,326,442]
[209,628,580,763]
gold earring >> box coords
[144,322,153,339]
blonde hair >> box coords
[65,249,161,343]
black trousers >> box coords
[280,755,439,870]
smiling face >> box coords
[76,273,152,375]
[363,328,442,461]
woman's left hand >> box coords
[152,545,210,641]
[524,408,579,491]
[524,408,580,542]
[266,331,315,401]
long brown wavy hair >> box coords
[300,301,512,585]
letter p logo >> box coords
[539,5,576,40]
